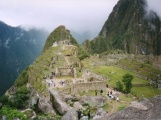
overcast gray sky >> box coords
[0,0,161,41]
[0,0,118,37]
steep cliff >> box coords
[83,0,161,55]
[0,21,48,96]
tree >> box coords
[122,73,133,93]
[116,81,123,92]
[0,95,13,107]
[13,86,30,109]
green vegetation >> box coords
[89,65,161,98]
[0,95,13,107]
[91,66,148,87]
[15,67,29,87]
[78,46,89,60]
[118,59,161,80]
[43,25,78,52]
[131,86,161,98]
[117,105,127,111]
[0,106,27,120]
[13,86,30,109]
[122,74,133,93]
[34,113,61,120]
[116,81,123,92]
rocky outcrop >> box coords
[62,108,78,120]
[79,96,107,108]
[93,108,108,120]
[97,95,161,120]
[38,96,55,114]
[73,102,83,110]
[64,94,79,102]
[49,89,71,114]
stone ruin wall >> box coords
[55,67,74,77]
[82,70,109,82]
[70,81,106,94]
[102,53,161,70]
[57,81,106,94]
[153,56,161,70]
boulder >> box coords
[130,101,148,110]
[62,108,77,120]
[96,95,161,120]
[49,89,71,114]
[73,102,83,110]
[21,108,36,120]
[79,96,107,108]
[38,97,55,114]
[93,108,108,120]
[64,94,79,102]
[81,116,88,120]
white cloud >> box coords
[0,0,118,39]
[147,0,161,19]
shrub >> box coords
[0,106,27,120]
[116,81,123,92]
[122,73,133,93]
[13,86,30,109]
[0,95,13,107]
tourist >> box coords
[111,95,114,100]
[77,109,82,120]
[110,91,112,95]
[107,92,110,99]
[87,110,90,120]
[106,84,108,88]
[95,89,98,96]
[100,89,103,95]
[116,96,119,102]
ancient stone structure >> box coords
[55,67,74,77]
[52,41,58,47]
[82,70,108,82]
[153,55,161,70]
[59,40,71,46]
[62,45,78,57]
[57,81,106,94]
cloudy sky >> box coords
[0,0,161,41]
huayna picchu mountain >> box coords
[83,0,161,55]
[0,21,48,96]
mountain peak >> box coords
[83,0,161,55]
[42,25,78,52]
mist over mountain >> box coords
[0,21,48,96]
[83,0,161,55]
[71,31,95,44]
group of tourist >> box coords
[107,91,119,102]
[95,89,104,96]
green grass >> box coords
[131,86,161,98]
[91,66,149,87]
[89,65,161,99]
[117,104,127,111]
[118,59,161,79]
